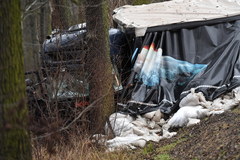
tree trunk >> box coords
[39,0,52,45]
[85,0,115,132]
[69,0,86,24]
[21,0,41,72]
[51,0,74,29]
[77,2,86,23]
[0,1,32,160]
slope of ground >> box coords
[33,107,240,160]
[132,107,240,160]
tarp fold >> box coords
[119,20,240,115]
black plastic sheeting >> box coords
[118,19,240,115]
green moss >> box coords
[232,106,240,114]
[85,0,114,129]
[132,0,151,5]
[100,0,115,121]
[0,0,31,159]
[152,138,187,160]
[142,142,154,155]
[157,138,186,153]
[154,154,172,160]
[157,143,176,153]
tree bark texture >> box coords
[21,0,41,72]
[51,0,74,29]
[85,0,115,132]
[39,0,52,44]
[0,1,32,160]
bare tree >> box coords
[0,1,32,159]
[85,0,115,132]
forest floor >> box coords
[33,107,240,160]
[129,106,240,160]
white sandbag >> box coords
[187,118,201,127]
[233,86,240,101]
[211,98,237,110]
[142,132,162,142]
[143,109,162,122]
[106,113,134,136]
[106,134,146,150]
[132,126,150,136]
[152,109,162,122]
[157,118,167,126]
[180,89,206,107]
[104,87,240,151]
[160,124,177,139]
[132,115,148,127]
[143,110,156,119]
[148,120,156,129]
[168,106,209,128]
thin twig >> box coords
[25,0,38,13]
[32,86,112,140]
[22,0,49,20]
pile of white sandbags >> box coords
[96,87,240,151]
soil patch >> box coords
[170,108,240,160]
[136,107,240,160]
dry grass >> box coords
[32,134,137,160]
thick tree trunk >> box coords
[68,0,86,24]
[85,0,115,132]
[76,0,86,23]
[0,1,32,160]
[51,0,74,29]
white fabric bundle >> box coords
[97,87,240,151]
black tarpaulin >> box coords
[118,20,240,115]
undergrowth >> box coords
[32,134,138,160]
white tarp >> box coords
[113,0,240,36]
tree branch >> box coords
[32,86,112,140]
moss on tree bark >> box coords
[0,0,32,159]
[85,0,115,132]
